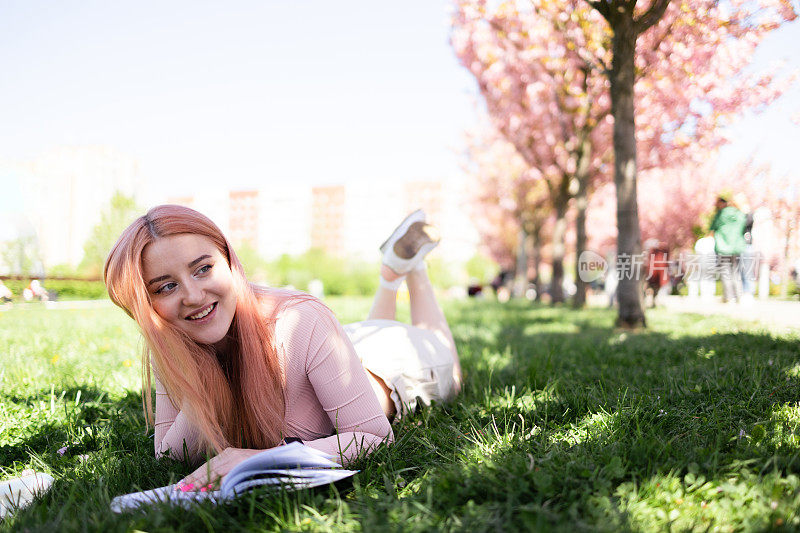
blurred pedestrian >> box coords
[691,235,717,300]
[605,250,618,308]
[751,206,777,300]
[0,280,12,303]
[643,239,670,307]
[467,279,484,298]
[307,279,324,299]
[23,279,49,301]
[490,269,512,303]
[709,196,747,303]
[733,193,756,304]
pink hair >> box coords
[104,204,291,454]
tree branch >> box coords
[638,10,677,77]
[538,3,612,80]
[634,0,672,34]
[587,0,612,23]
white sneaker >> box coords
[380,210,440,274]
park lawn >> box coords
[1,298,799,532]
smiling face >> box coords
[141,233,237,351]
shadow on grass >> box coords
[377,300,800,530]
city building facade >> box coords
[168,178,480,265]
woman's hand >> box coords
[177,447,264,490]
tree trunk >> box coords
[531,221,543,302]
[550,188,569,304]
[513,227,528,298]
[572,136,592,309]
[781,225,792,298]
[609,16,647,327]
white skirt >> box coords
[343,319,457,417]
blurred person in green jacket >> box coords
[709,196,747,303]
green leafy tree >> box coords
[0,235,43,276]
[465,253,499,286]
[235,241,271,283]
[46,263,79,278]
[79,193,141,278]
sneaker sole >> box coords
[384,239,439,275]
[379,209,426,254]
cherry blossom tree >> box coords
[452,0,613,304]
[452,0,796,323]
[465,128,552,296]
[586,0,797,326]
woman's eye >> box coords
[197,264,213,275]
[155,282,177,295]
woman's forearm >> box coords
[302,429,394,466]
[155,409,202,462]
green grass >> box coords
[1,299,800,532]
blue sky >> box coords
[0,1,797,208]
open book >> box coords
[110,443,356,513]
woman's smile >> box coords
[186,302,218,321]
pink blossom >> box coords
[451,0,796,273]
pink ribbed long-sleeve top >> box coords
[153,295,394,466]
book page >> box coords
[110,484,223,513]
[230,469,357,495]
[221,443,343,496]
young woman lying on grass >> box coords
[103,205,462,489]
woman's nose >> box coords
[181,280,204,305]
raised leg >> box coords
[406,265,462,390]
[366,265,402,321]
[369,210,462,391]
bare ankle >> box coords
[381,264,402,282]
[406,264,428,283]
